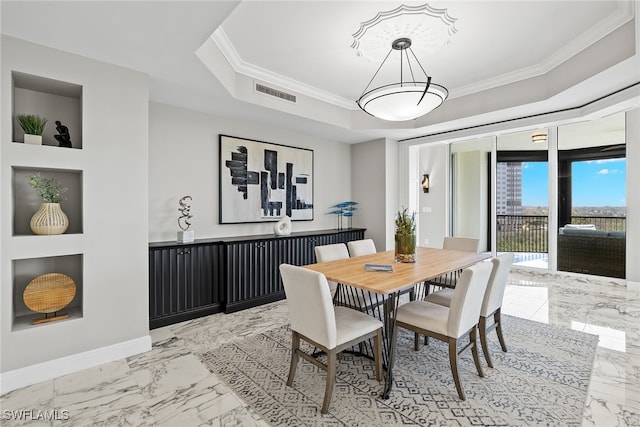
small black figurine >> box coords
[54,121,72,148]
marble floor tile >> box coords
[1,266,639,426]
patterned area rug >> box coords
[201,315,598,426]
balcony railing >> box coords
[497,215,626,253]
[497,215,548,253]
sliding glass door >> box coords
[557,113,626,278]
[496,130,549,268]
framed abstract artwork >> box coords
[219,134,314,224]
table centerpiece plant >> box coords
[395,207,416,263]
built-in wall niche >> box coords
[12,254,83,331]
[12,71,83,149]
[12,167,83,236]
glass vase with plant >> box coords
[395,207,416,263]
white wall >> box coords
[417,143,449,248]
[453,150,489,250]
[148,102,352,242]
[626,107,640,286]
[1,36,149,384]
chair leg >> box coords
[448,337,465,400]
[494,308,508,352]
[479,315,493,368]
[287,331,300,386]
[374,329,382,382]
[470,327,484,378]
[321,349,337,414]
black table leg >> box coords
[381,291,401,399]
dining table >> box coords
[304,246,490,398]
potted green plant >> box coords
[395,207,416,263]
[17,114,48,145]
[27,173,69,235]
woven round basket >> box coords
[30,202,69,235]
[23,273,76,314]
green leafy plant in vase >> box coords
[27,173,69,235]
[17,114,48,145]
[395,207,416,263]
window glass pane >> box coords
[496,130,549,269]
[557,112,626,278]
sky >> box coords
[521,159,626,207]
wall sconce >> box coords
[421,174,430,193]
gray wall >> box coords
[148,102,352,242]
[1,36,149,373]
[351,138,398,251]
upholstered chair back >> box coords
[447,262,493,338]
[443,237,480,253]
[314,243,349,294]
[280,264,337,349]
[347,239,377,257]
[315,243,349,262]
[481,253,515,317]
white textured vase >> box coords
[274,215,292,236]
[30,203,69,235]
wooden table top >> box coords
[304,247,490,295]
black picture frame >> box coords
[219,134,314,224]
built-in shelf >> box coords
[12,71,83,149]
[12,166,83,236]
[8,71,85,333]
[12,254,83,331]
[7,142,84,168]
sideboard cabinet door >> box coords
[224,240,283,313]
[149,243,222,328]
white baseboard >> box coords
[0,335,151,395]
[627,281,640,291]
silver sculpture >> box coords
[178,196,193,231]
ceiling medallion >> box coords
[353,3,455,121]
[351,3,458,61]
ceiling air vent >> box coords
[255,83,296,103]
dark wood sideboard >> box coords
[148,228,366,329]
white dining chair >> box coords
[347,239,377,257]
[396,261,493,400]
[425,253,514,368]
[316,242,385,311]
[443,237,480,252]
[426,237,481,291]
[279,264,383,414]
[314,243,349,296]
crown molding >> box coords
[452,1,635,99]
[212,28,357,110]
[211,2,633,111]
